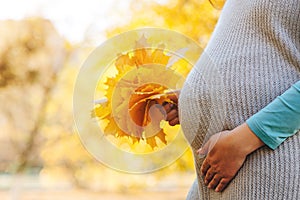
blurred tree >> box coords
[0,0,220,191]
[0,18,66,172]
[39,45,103,188]
[108,0,220,47]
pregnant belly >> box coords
[178,54,227,145]
[179,53,300,147]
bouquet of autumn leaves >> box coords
[92,36,189,150]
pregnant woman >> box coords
[164,0,300,199]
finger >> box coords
[166,109,178,121]
[215,178,230,192]
[207,174,222,189]
[200,159,210,177]
[162,102,171,112]
[169,94,178,104]
[162,103,175,113]
[204,167,216,185]
[165,91,179,104]
[169,117,179,126]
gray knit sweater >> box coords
[179,0,300,199]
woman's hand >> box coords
[162,90,180,126]
[198,123,265,192]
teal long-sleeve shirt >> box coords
[246,80,300,150]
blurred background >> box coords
[0,0,220,199]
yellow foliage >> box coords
[40,0,221,189]
[104,0,222,174]
[93,35,188,151]
[93,0,221,173]
[108,0,221,47]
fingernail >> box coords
[198,148,206,157]
[198,154,206,159]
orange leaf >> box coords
[129,83,168,127]
[156,129,167,144]
[146,136,157,149]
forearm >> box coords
[230,123,265,155]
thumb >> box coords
[197,131,226,157]
[197,141,210,156]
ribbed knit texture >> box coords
[179,0,300,199]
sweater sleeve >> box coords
[246,80,300,150]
